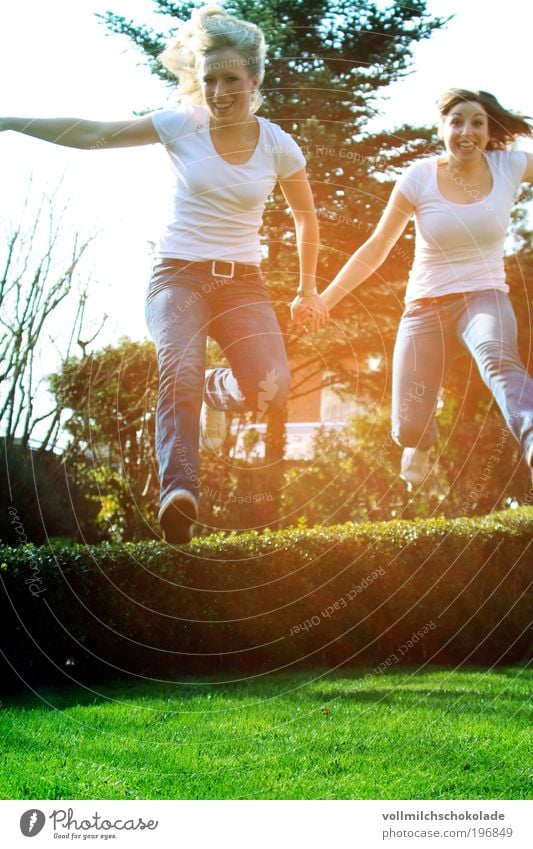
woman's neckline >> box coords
[433,151,495,206]
[207,113,262,167]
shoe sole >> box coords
[159,492,198,544]
[400,449,432,488]
[199,405,227,452]
[400,472,427,487]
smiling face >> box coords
[439,100,490,164]
[199,49,259,127]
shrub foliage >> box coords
[1,508,531,688]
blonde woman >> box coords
[319,90,533,489]
[1,5,326,541]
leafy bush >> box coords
[281,405,532,526]
[1,508,531,689]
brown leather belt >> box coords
[409,292,466,307]
[159,258,261,279]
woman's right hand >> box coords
[290,292,329,330]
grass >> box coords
[1,667,531,800]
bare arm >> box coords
[321,184,414,311]
[279,168,328,329]
[0,114,159,149]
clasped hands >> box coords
[290,292,329,331]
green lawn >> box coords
[1,667,531,799]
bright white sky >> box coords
[1,0,532,348]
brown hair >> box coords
[437,89,532,150]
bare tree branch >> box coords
[0,182,103,449]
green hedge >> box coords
[1,508,531,688]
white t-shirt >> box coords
[397,150,528,302]
[151,106,306,264]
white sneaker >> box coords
[199,403,228,452]
[199,370,228,452]
[400,447,432,489]
[158,489,198,544]
[527,442,533,487]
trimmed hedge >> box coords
[1,508,531,688]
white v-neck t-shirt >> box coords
[396,150,527,302]
[151,106,306,264]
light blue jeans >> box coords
[145,260,290,502]
[391,289,533,461]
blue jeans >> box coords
[391,290,533,460]
[145,261,290,502]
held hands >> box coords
[290,292,329,331]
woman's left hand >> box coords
[290,293,329,330]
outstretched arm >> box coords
[279,168,328,330]
[321,184,414,312]
[0,115,159,149]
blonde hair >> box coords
[159,4,266,113]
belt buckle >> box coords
[211,260,235,279]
